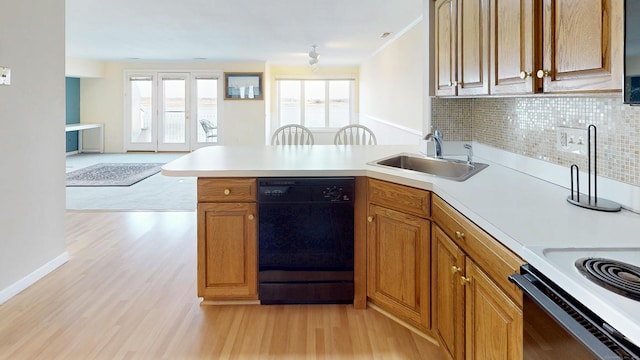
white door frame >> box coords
[190,72,224,150]
[124,70,224,152]
[124,72,157,151]
[157,72,190,152]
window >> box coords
[194,77,219,143]
[277,79,353,129]
[279,80,301,125]
[129,76,153,144]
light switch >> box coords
[0,67,11,85]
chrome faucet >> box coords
[464,143,473,164]
[424,127,443,158]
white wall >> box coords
[75,20,427,149]
[80,62,267,151]
[359,19,424,144]
[0,0,67,302]
[66,57,106,78]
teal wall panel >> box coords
[65,77,80,152]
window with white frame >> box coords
[277,79,353,129]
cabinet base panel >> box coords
[368,301,440,346]
[200,299,261,306]
[259,282,354,305]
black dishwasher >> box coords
[257,177,354,304]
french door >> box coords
[125,71,221,151]
[158,73,189,151]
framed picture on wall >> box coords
[224,72,263,100]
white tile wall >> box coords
[431,96,640,187]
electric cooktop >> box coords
[525,247,640,347]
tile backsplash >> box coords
[431,96,640,187]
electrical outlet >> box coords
[557,126,588,154]
[0,67,11,85]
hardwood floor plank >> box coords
[0,211,444,360]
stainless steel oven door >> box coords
[510,265,640,360]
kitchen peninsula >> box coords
[162,144,640,355]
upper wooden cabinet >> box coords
[435,0,490,96]
[438,0,622,96]
[489,0,536,94]
[537,0,622,93]
[490,0,622,95]
[435,0,455,96]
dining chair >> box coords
[334,124,377,145]
[199,119,217,141]
[271,124,315,145]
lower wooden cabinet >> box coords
[465,258,522,360]
[193,176,524,357]
[432,195,523,359]
[367,179,431,331]
[197,178,258,301]
[433,225,465,360]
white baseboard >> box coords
[0,252,70,305]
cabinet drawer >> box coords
[368,178,431,218]
[432,195,523,304]
[198,178,256,202]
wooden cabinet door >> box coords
[367,204,431,330]
[197,202,258,300]
[435,0,489,96]
[435,0,457,96]
[457,0,489,96]
[433,225,466,360]
[490,0,535,95]
[539,0,622,93]
[464,259,522,360]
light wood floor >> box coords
[0,211,444,360]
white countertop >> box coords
[163,144,640,344]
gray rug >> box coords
[66,163,164,187]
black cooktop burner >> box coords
[575,258,640,301]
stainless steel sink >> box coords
[369,153,488,181]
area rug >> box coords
[66,163,164,187]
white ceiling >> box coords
[66,0,423,66]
